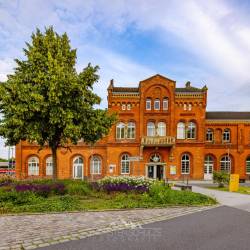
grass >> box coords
[208,185,250,195]
[0,179,217,214]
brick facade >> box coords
[15,74,250,180]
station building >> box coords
[15,74,250,181]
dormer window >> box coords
[163,98,169,110]
[146,98,151,110]
[154,99,160,110]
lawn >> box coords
[0,176,217,214]
[208,185,250,195]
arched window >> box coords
[147,122,155,136]
[73,156,83,179]
[177,122,185,139]
[246,157,250,174]
[204,155,214,179]
[116,122,125,139]
[157,122,166,136]
[90,155,101,174]
[206,129,213,142]
[127,122,135,139]
[222,129,230,142]
[146,98,151,110]
[121,154,130,174]
[220,155,231,173]
[154,99,160,110]
[46,156,53,176]
[28,156,39,176]
[187,122,196,139]
[163,98,169,110]
[181,154,190,174]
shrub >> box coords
[66,181,91,195]
[0,175,15,186]
[213,171,229,188]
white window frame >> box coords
[188,103,192,111]
[163,98,169,110]
[28,156,39,176]
[177,122,185,139]
[223,129,230,142]
[181,154,190,174]
[127,122,135,139]
[146,98,151,110]
[157,122,166,136]
[220,155,231,173]
[147,122,155,136]
[206,129,213,142]
[127,103,131,110]
[184,104,187,110]
[46,156,53,176]
[116,122,126,139]
[154,99,160,110]
[90,156,101,174]
[187,122,196,139]
[122,104,126,110]
[246,157,250,174]
[204,155,214,174]
[73,156,84,179]
[121,154,130,174]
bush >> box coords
[213,171,229,188]
[66,181,91,195]
[0,175,15,186]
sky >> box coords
[0,0,250,158]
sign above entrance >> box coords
[128,156,143,162]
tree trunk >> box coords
[52,146,57,180]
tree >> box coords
[0,27,116,179]
[213,171,229,188]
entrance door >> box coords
[148,165,154,178]
[156,165,164,180]
[204,156,213,180]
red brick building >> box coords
[15,74,250,180]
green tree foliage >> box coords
[0,27,116,179]
[213,171,229,188]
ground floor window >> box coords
[73,156,83,179]
[121,154,130,174]
[220,155,231,173]
[246,157,250,174]
[46,156,53,176]
[181,154,190,174]
[28,156,39,176]
[90,155,101,174]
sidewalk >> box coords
[192,186,250,212]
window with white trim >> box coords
[154,99,160,110]
[223,129,230,142]
[184,104,187,110]
[220,155,231,173]
[206,129,213,142]
[127,122,135,139]
[73,156,83,179]
[122,104,126,110]
[187,122,196,139]
[188,103,192,111]
[181,154,190,174]
[90,155,101,174]
[157,122,166,136]
[246,157,250,174]
[177,122,185,139]
[146,98,151,110]
[127,103,131,110]
[121,154,130,174]
[28,156,39,176]
[46,156,53,176]
[163,98,169,110]
[147,122,155,136]
[116,122,125,139]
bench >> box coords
[173,183,192,191]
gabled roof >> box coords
[140,74,176,83]
[206,112,250,120]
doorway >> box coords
[147,165,164,180]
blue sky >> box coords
[1,0,250,158]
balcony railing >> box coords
[141,136,175,147]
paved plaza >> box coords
[0,206,216,250]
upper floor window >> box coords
[127,122,135,139]
[246,157,250,174]
[188,103,192,111]
[147,122,155,136]
[116,122,125,139]
[187,122,196,139]
[220,155,231,173]
[122,104,126,110]
[223,129,230,142]
[154,99,160,110]
[46,156,53,176]
[206,129,213,142]
[121,154,130,174]
[90,155,101,174]
[177,122,185,139]
[181,154,190,174]
[127,103,131,110]
[146,98,151,110]
[163,98,169,110]
[184,103,187,111]
[157,122,166,136]
[28,156,39,176]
